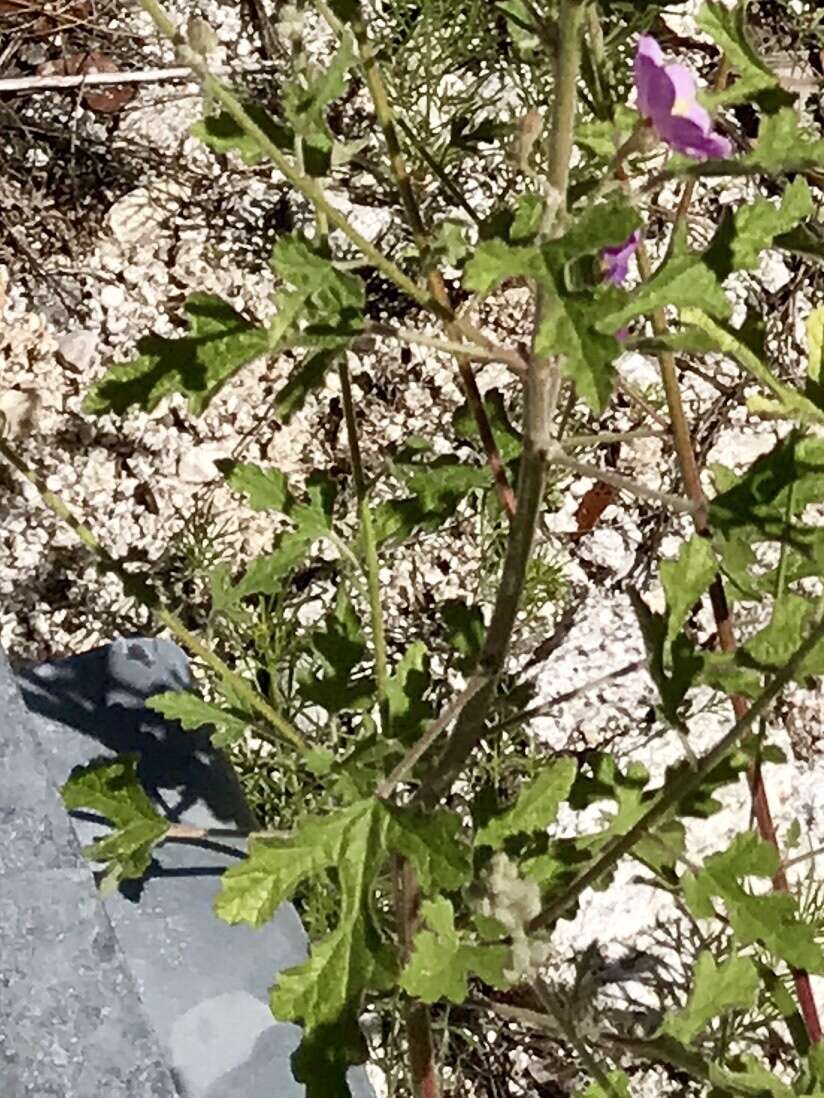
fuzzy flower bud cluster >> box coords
[478,853,553,983]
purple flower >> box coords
[634,35,732,160]
[601,229,640,286]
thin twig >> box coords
[376,678,487,800]
[339,360,388,710]
[616,377,671,429]
[550,449,697,514]
[489,660,643,735]
[561,428,668,448]
[365,322,527,374]
[0,62,275,94]
[164,822,290,841]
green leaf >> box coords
[708,1056,795,1097]
[463,240,543,297]
[597,256,730,333]
[216,805,366,927]
[743,594,824,678]
[373,452,490,545]
[453,389,522,463]
[463,213,640,414]
[441,599,485,672]
[697,1,782,108]
[399,897,510,1003]
[271,235,364,318]
[191,104,293,165]
[300,592,375,715]
[476,757,577,849]
[386,806,472,893]
[539,289,620,414]
[386,641,434,743]
[682,832,824,972]
[774,221,824,266]
[554,197,640,263]
[84,295,270,417]
[220,796,475,1090]
[276,348,343,421]
[708,434,824,603]
[216,461,294,513]
[146,690,249,748]
[710,434,824,539]
[228,470,337,595]
[661,535,718,654]
[576,1070,632,1098]
[630,589,703,726]
[269,235,365,361]
[683,308,824,427]
[704,178,814,279]
[61,756,169,894]
[661,950,759,1044]
[268,798,462,1090]
[745,109,824,175]
[278,32,357,180]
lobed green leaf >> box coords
[84,295,269,417]
[61,756,170,893]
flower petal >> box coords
[658,114,731,159]
[661,63,699,116]
[634,35,672,119]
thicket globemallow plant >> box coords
[634,34,732,159]
[5,0,824,1095]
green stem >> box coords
[140,0,432,311]
[338,361,388,711]
[530,596,824,931]
[0,437,308,753]
[550,448,697,514]
[364,322,526,374]
[416,0,585,807]
[561,427,667,448]
[335,0,518,522]
[142,0,512,365]
[775,466,797,602]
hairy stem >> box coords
[636,228,821,1039]
[550,448,697,514]
[416,0,586,808]
[0,438,307,752]
[376,678,487,801]
[339,360,388,710]
[363,322,526,373]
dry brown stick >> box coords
[0,63,275,93]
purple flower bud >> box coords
[601,229,640,286]
[634,35,732,161]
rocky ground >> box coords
[2,1,824,1095]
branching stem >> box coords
[415,0,586,808]
[531,598,824,931]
